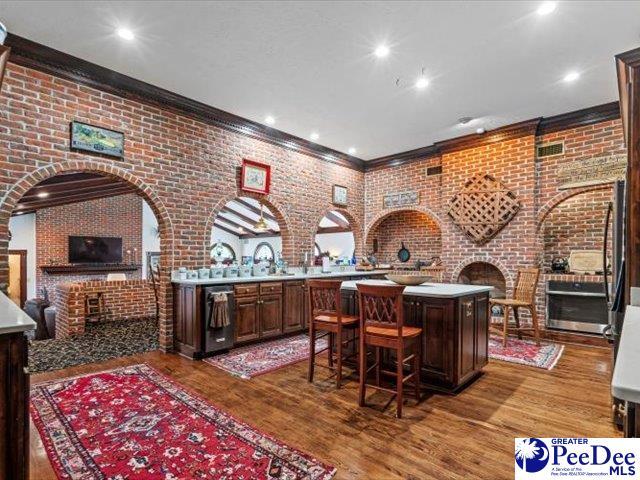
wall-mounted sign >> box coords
[240,159,271,194]
[332,185,348,206]
[70,121,124,158]
[383,191,419,208]
[557,154,627,190]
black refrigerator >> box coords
[604,180,626,428]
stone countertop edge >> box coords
[340,279,494,298]
[170,270,391,285]
[612,305,640,403]
[0,291,36,335]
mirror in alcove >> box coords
[314,211,356,267]
[210,197,283,269]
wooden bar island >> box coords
[340,280,493,392]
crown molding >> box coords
[3,34,624,175]
[365,102,621,171]
[4,34,365,172]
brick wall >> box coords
[542,188,612,271]
[0,63,365,349]
[0,61,624,345]
[367,210,442,264]
[36,194,143,301]
[54,279,155,338]
[365,120,625,325]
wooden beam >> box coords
[15,186,136,211]
[324,211,350,229]
[213,221,244,238]
[220,207,280,233]
[20,178,124,201]
[317,226,352,234]
[233,198,278,223]
[216,215,258,235]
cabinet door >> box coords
[459,297,476,380]
[475,294,489,369]
[235,296,260,343]
[283,282,305,332]
[173,285,199,355]
[260,293,283,338]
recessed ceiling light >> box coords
[37,192,49,198]
[476,128,486,134]
[415,76,429,90]
[374,45,390,58]
[264,115,275,125]
[348,147,357,155]
[537,1,557,15]
[563,71,580,83]
[310,132,319,141]
[116,27,135,41]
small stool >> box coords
[356,283,422,418]
[307,280,359,389]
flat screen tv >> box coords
[68,236,123,264]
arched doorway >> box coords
[313,210,356,266]
[209,196,287,269]
[365,209,442,267]
[0,161,174,352]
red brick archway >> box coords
[450,255,514,290]
[0,160,176,351]
[204,191,294,264]
[535,184,612,233]
[364,206,444,245]
[311,206,364,260]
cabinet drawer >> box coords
[235,284,259,297]
[260,282,282,294]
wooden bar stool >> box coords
[307,280,359,389]
[356,283,422,419]
[490,267,541,346]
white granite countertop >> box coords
[340,279,493,298]
[171,269,390,285]
[0,291,36,335]
[612,306,640,403]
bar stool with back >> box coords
[356,283,422,418]
[490,267,541,346]
[307,279,360,389]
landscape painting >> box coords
[70,121,124,158]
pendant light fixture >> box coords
[254,204,269,232]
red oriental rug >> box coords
[30,364,336,479]
[204,334,328,379]
[489,334,564,370]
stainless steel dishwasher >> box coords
[203,285,235,355]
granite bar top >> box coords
[612,305,640,403]
[340,279,493,298]
[171,269,390,285]
[0,291,36,335]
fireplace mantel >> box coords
[40,264,140,275]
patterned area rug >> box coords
[28,317,158,373]
[31,364,336,480]
[204,334,328,379]
[489,335,564,370]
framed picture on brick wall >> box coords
[70,121,125,158]
[241,159,271,194]
[332,185,348,206]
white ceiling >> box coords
[2,1,639,159]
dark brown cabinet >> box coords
[342,290,489,392]
[235,295,260,343]
[283,281,306,332]
[173,284,201,358]
[260,294,283,338]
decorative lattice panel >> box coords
[447,173,521,244]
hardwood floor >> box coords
[29,343,619,479]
